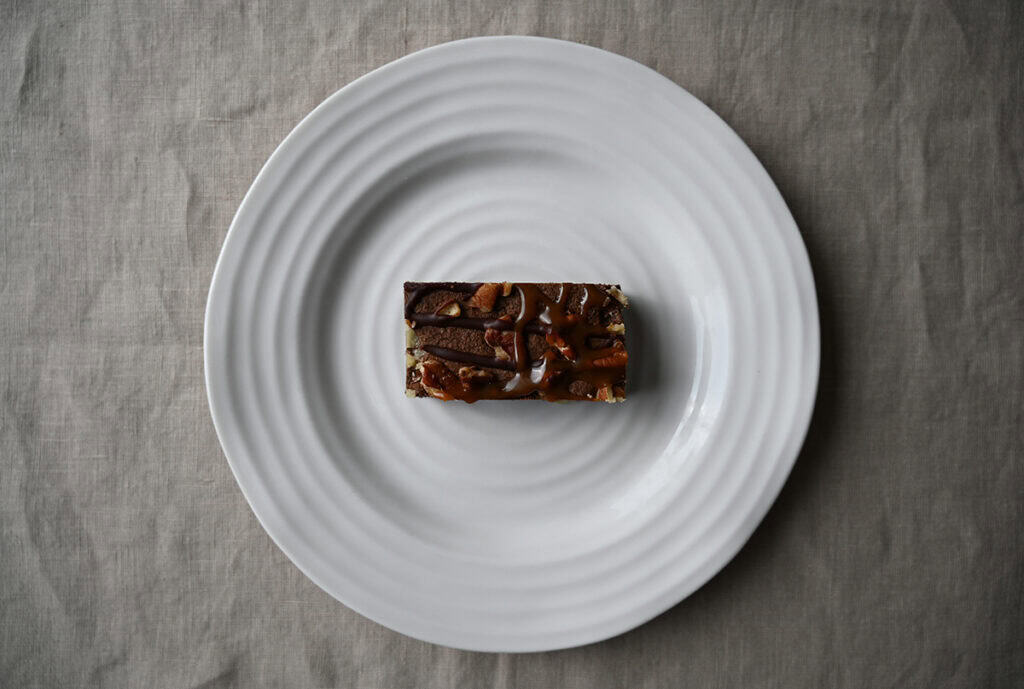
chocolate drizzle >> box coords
[421,345,517,372]
[406,282,627,402]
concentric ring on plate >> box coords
[205,36,818,651]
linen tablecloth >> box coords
[2,1,1022,686]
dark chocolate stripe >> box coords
[404,283,480,319]
[422,346,516,371]
[407,314,548,334]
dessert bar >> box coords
[404,282,628,402]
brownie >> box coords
[404,282,628,402]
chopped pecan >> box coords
[434,299,461,317]
[606,285,629,306]
[545,331,576,360]
[457,367,492,385]
[483,328,506,347]
[467,282,501,312]
[484,327,515,360]
[417,361,460,400]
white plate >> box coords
[205,36,818,652]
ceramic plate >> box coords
[205,36,818,652]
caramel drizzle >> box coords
[406,283,626,402]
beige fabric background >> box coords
[2,1,1022,687]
